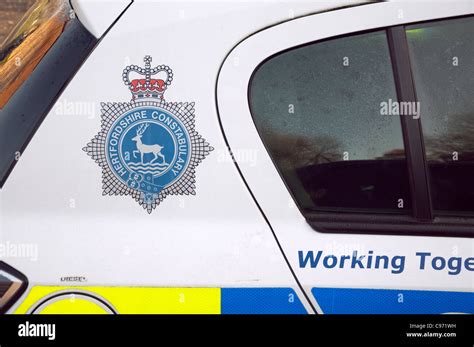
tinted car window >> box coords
[0,0,36,43]
[406,17,474,214]
[250,31,411,214]
[0,0,97,186]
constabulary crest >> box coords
[84,56,213,213]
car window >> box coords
[249,31,411,214]
[406,17,474,215]
[0,0,97,186]
[0,0,36,44]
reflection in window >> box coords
[250,31,411,213]
[0,0,36,44]
[0,0,70,108]
[407,17,474,214]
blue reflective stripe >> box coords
[312,288,474,314]
[221,288,307,314]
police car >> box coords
[0,0,473,314]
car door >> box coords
[217,0,474,313]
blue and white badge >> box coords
[84,56,213,213]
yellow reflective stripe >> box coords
[14,286,221,314]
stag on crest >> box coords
[132,123,166,164]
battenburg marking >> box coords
[84,56,213,213]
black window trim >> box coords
[387,25,433,221]
[248,14,474,238]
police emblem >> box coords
[84,56,213,213]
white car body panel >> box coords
[217,0,474,302]
[71,0,132,38]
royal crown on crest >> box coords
[122,56,173,100]
[86,54,213,213]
